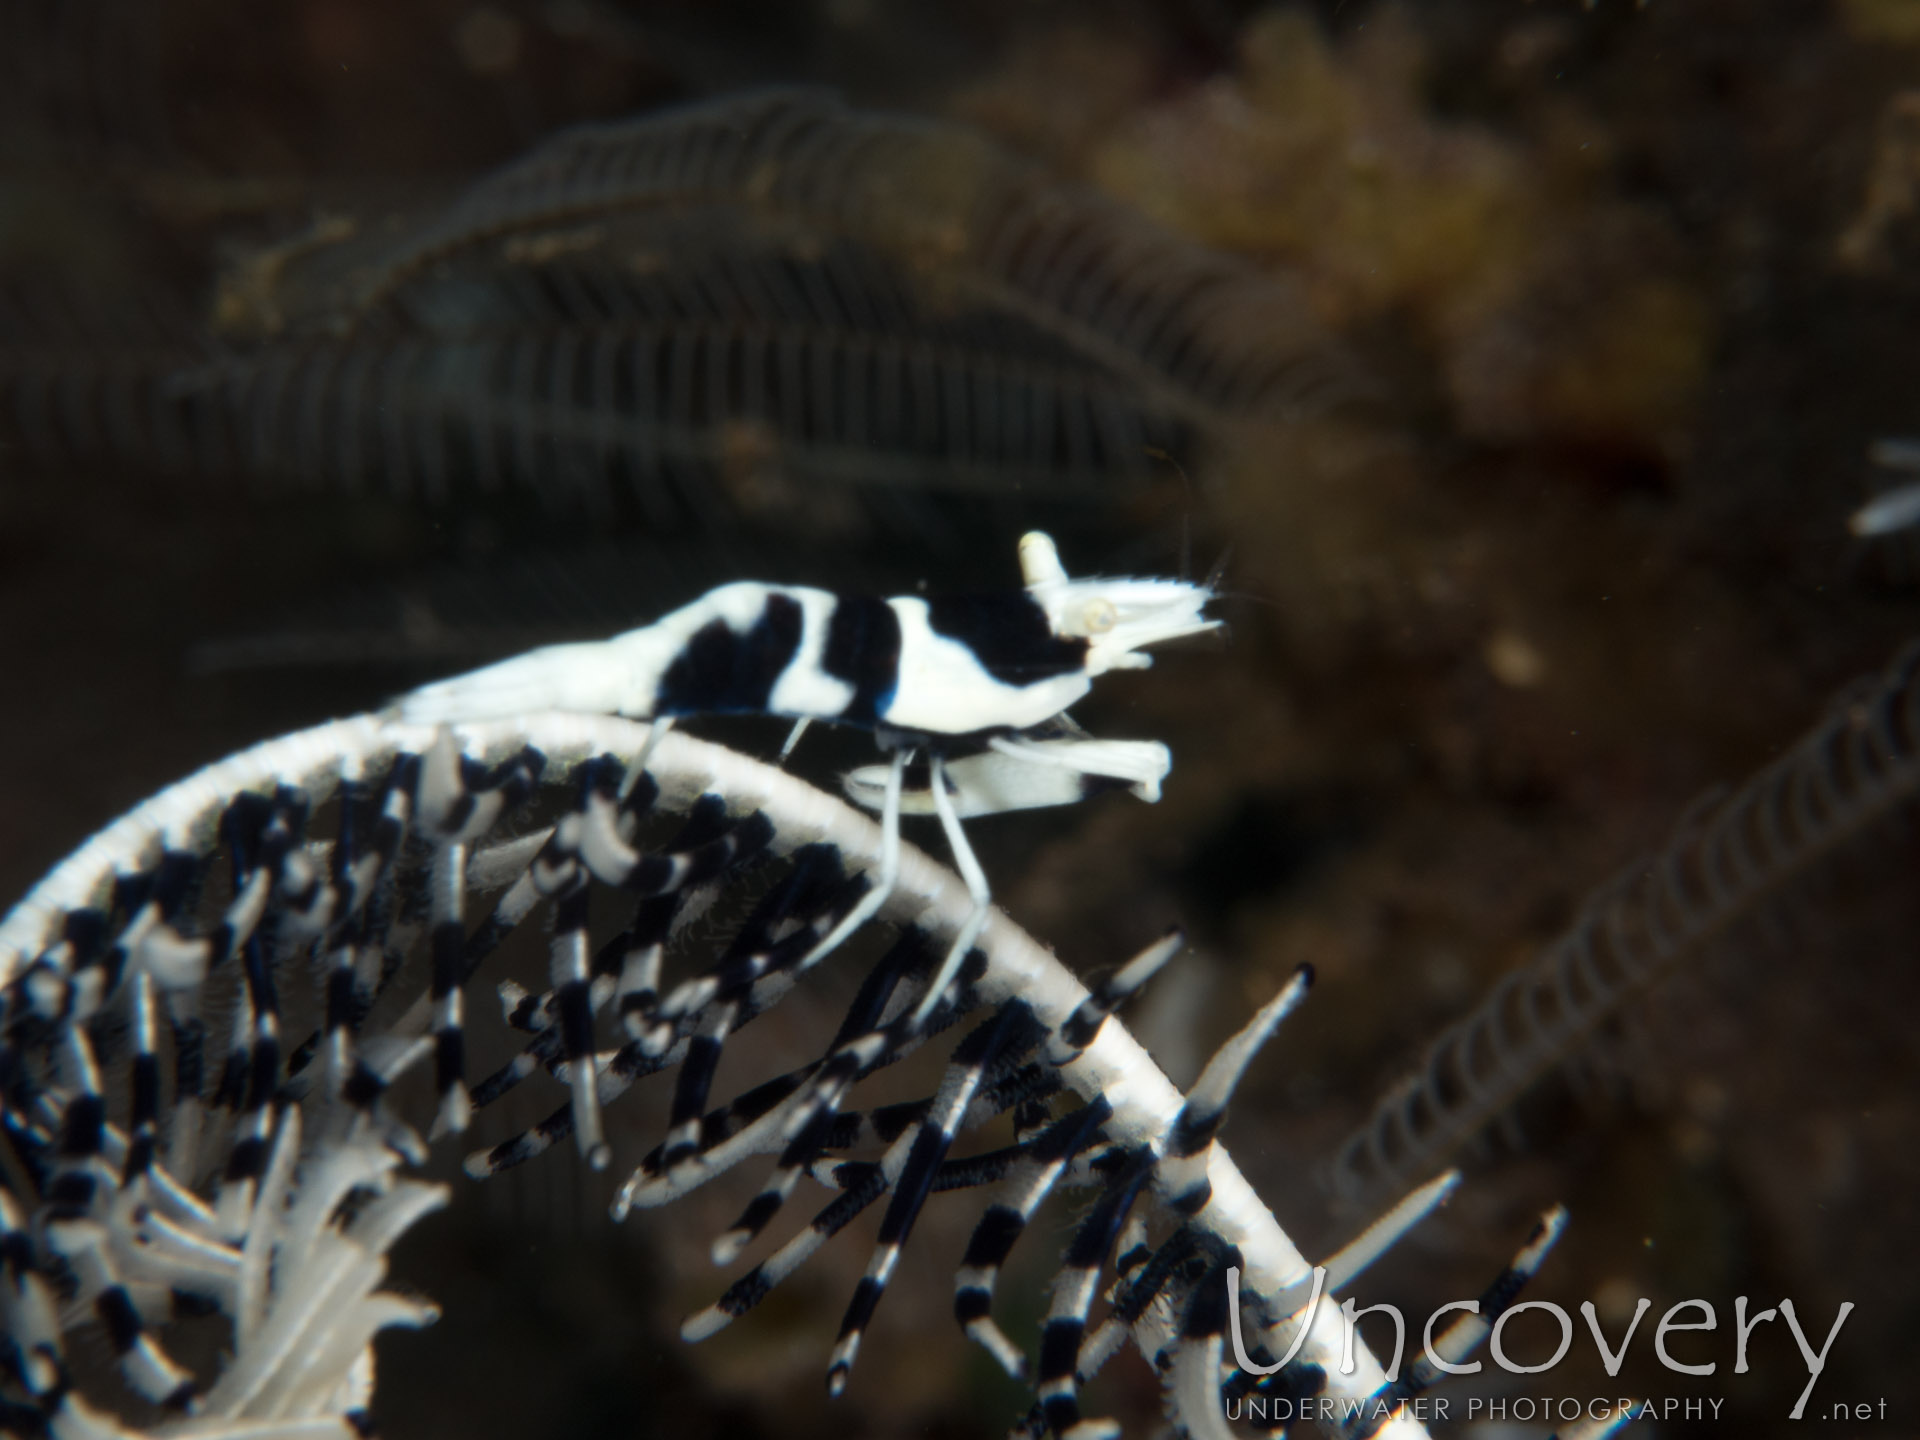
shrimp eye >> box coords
[1081,599,1118,634]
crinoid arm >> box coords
[3,714,1598,1439]
[1332,640,1920,1208]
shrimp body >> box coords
[396,533,1215,742]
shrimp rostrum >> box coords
[396,532,1215,1048]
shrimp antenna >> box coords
[1145,445,1195,582]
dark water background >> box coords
[3,2,1918,1436]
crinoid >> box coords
[0,713,1627,1439]
[221,89,1347,422]
[1333,640,1920,1208]
[1,90,1352,533]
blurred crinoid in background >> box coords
[12,86,1351,523]
[4,2,1920,1437]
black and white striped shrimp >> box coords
[395,531,1215,1148]
[395,531,1215,744]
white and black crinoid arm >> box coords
[0,706,1640,1440]
[394,531,1218,740]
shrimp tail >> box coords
[394,632,671,724]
